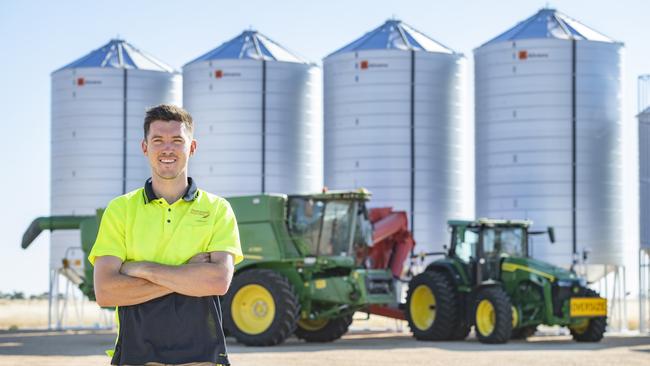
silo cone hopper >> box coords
[21,212,102,301]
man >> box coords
[89,104,243,366]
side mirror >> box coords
[443,244,448,251]
[547,227,555,243]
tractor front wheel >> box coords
[294,314,353,342]
[474,287,512,344]
[569,289,607,342]
[222,269,299,346]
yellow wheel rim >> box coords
[410,285,436,330]
[298,318,329,331]
[511,305,519,328]
[476,299,496,336]
[231,284,275,335]
[570,319,590,335]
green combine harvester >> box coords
[22,195,607,346]
[22,190,396,346]
[405,218,607,344]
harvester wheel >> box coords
[295,314,353,342]
[474,287,512,344]
[222,269,299,346]
[405,271,458,340]
[569,289,607,342]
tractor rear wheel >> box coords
[569,289,607,342]
[474,287,512,344]
[222,269,299,346]
[405,271,458,340]
[294,314,353,342]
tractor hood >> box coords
[501,256,579,284]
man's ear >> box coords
[189,139,197,156]
[141,139,148,156]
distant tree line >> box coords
[0,291,52,300]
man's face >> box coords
[142,120,196,180]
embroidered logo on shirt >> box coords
[191,209,210,218]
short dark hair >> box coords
[143,104,194,139]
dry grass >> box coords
[0,299,111,330]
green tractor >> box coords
[405,218,607,344]
[22,190,396,346]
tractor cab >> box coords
[287,190,373,259]
[449,219,537,284]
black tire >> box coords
[570,289,607,342]
[474,287,512,344]
[294,314,353,342]
[511,325,537,340]
[222,269,299,346]
[449,320,471,340]
[405,271,458,340]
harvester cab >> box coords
[286,191,373,262]
[405,218,607,344]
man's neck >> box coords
[151,174,189,204]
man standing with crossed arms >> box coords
[89,104,243,365]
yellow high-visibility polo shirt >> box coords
[89,177,243,266]
[88,178,241,365]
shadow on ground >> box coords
[228,331,650,354]
[0,329,648,357]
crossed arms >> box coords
[93,252,234,307]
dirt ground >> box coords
[1,301,648,365]
[0,329,648,366]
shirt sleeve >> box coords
[88,197,127,266]
[206,198,243,265]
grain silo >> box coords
[324,20,472,254]
[51,39,181,270]
[474,9,626,268]
[641,105,650,332]
[183,30,322,196]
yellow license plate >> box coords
[570,297,607,317]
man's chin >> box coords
[153,170,184,180]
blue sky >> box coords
[1,0,648,293]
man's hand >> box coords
[120,261,154,278]
[188,252,211,264]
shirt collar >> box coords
[143,177,198,204]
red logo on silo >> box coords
[215,70,223,78]
[360,60,369,69]
[77,77,85,86]
[518,50,528,60]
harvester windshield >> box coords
[288,197,372,257]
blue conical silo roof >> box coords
[185,30,307,65]
[326,19,456,58]
[481,8,616,47]
[55,39,175,73]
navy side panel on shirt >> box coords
[111,294,230,365]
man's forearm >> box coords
[96,272,173,307]
[127,262,231,297]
